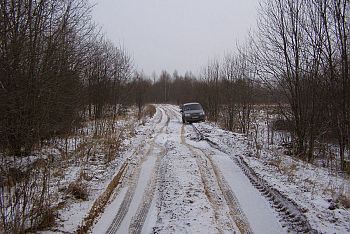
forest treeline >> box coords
[256,0,350,167]
[1,0,349,169]
[0,0,135,156]
[0,1,137,231]
[143,68,272,133]
[142,0,350,169]
[0,0,349,232]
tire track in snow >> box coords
[193,123,317,233]
[128,130,168,233]
[171,105,253,233]
[234,156,315,233]
[105,107,169,234]
[181,124,253,234]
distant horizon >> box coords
[90,0,259,76]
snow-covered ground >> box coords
[90,105,297,233]
[0,107,159,233]
[28,104,349,233]
[195,119,350,233]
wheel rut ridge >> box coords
[165,105,186,123]
[105,144,149,234]
[105,107,169,234]
[156,106,164,124]
[185,141,230,232]
[128,115,169,234]
[209,157,253,234]
[235,156,316,233]
[128,144,166,234]
[185,125,253,234]
[210,159,253,234]
[192,124,318,234]
[157,152,169,213]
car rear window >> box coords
[184,104,202,111]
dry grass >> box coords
[1,112,135,233]
[52,167,64,178]
[23,207,56,232]
[139,105,155,125]
[76,161,128,233]
[267,154,298,182]
[337,194,350,208]
[281,163,297,182]
[102,130,123,163]
[268,156,282,168]
[79,170,93,182]
[66,181,89,201]
[323,180,338,197]
[35,207,56,231]
[144,104,156,118]
[72,125,124,164]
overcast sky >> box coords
[91,0,259,76]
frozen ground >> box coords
[92,105,289,234]
[194,119,350,233]
[48,104,349,233]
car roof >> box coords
[183,102,201,106]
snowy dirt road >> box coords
[92,105,290,234]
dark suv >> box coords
[180,102,205,123]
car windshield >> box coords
[184,104,202,111]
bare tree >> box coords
[257,0,316,160]
[199,60,221,121]
[256,0,350,168]
[0,0,93,156]
[132,72,152,120]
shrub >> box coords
[272,119,293,131]
[67,181,88,201]
[338,194,350,209]
[144,105,156,119]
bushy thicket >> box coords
[0,0,134,157]
[0,1,135,232]
[256,0,350,167]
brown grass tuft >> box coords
[35,207,56,230]
[337,194,350,209]
[76,161,128,233]
[143,105,156,119]
[79,170,93,181]
[268,157,282,169]
[66,181,88,200]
